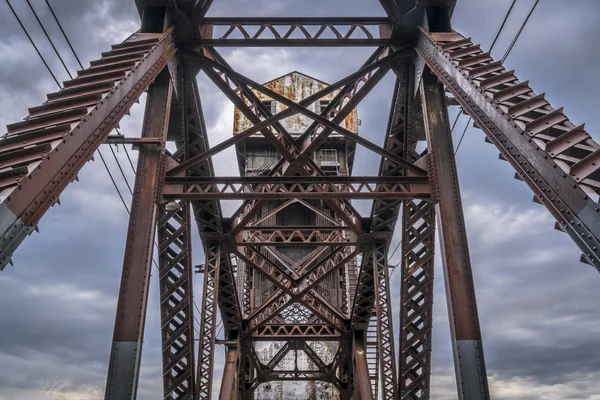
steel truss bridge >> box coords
[1,1,600,399]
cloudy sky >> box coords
[1,0,600,399]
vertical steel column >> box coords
[219,344,240,400]
[157,201,196,399]
[354,331,374,400]
[420,69,490,400]
[105,71,173,400]
[373,243,398,400]
[196,243,221,400]
[398,200,436,399]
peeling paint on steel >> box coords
[233,72,358,135]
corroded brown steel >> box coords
[176,74,242,334]
[162,176,430,200]
[194,48,365,234]
[416,28,600,271]
[381,57,437,400]
[157,202,196,400]
[219,345,240,400]
[196,243,221,400]
[372,243,398,400]
[352,59,426,334]
[399,200,435,400]
[106,71,173,400]
[166,46,402,176]
[420,68,490,400]
[354,331,374,400]
[0,30,176,270]
[191,17,391,47]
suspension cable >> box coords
[25,0,73,79]
[44,0,84,69]
[44,0,138,183]
[455,0,541,155]
[5,0,60,87]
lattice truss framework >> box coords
[1,1,599,400]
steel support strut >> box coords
[354,331,374,400]
[105,71,173,400]
[420,69,490,399]
[196,243,221,400]
[157,201,196,399]
[416,28,600,271]
[219,344,240,400]
[0,31,175,270]
[373,243,398,400]
[398,200,436,399]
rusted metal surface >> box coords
[196,243,221,400]
[233,72,359,135]
[190,18,391,47]
[157,201,196,400]
[0,30,176,270]
[398,199,435,399]
[420,68,490,400]
[417,27,600,271]
[1,2,598,400]
[105,70,173,400]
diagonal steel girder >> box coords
[0,30,176,271]
[236,249,345,330]
[192,50,369,236]
[247,248,360,332]
[416,27,600,272]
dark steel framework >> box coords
[1,1,600,399]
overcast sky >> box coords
[0,0,600,399]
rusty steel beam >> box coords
[251,324,342,340]
[192,17,392,46]
[398,200,436,399]
[247,250,359,331]
[191,22,390,47]
[196,243,221,400]
[372,243,398,400]
[196,48,364,236]
[0,30,176,271]
[237,250,346,329]
[168,46,403,176]
[420,68,490,400]
[416,28,600,271]
[176,74,242,334]
[354,331,374,400]
[192,0,215,20]
[200,17,391,25]
[379,0,403,21]
[105,71,173,400]
[162,178,430,201]
[157,201,196,400]
[194,51,427,177]
[219,344,240,400]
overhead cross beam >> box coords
[191,17,392,47]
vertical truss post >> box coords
[196,243,221,400]
[105,71,173,400]
[219,343,240,400]
[157,201,196,399]
[373,243,398,400]
[398,200,436,399]
[420,69,490,400]
[354,331,374,400]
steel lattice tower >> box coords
[1,1,600,400]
